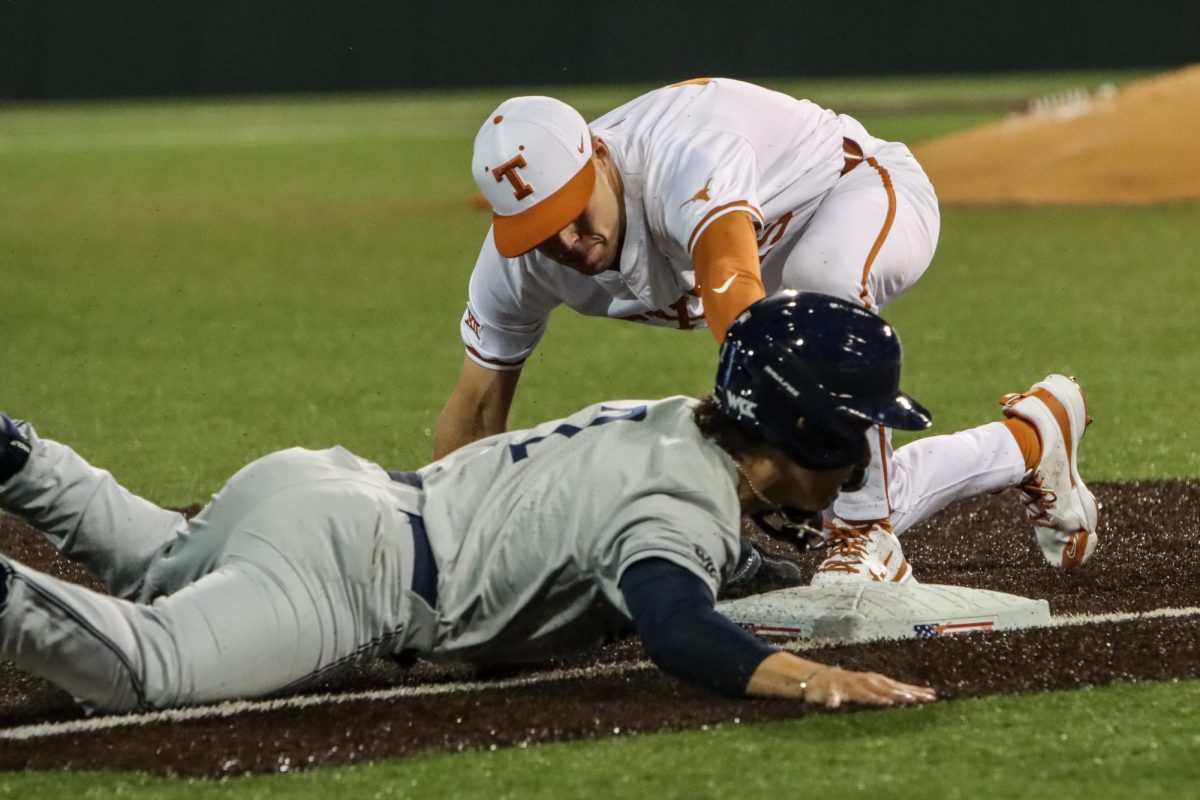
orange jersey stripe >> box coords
[686,200,763,254]
[859,157,898,311]
[465,344,526,369]
[877,426,893,515]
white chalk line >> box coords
[1050,605,1200,627]
[3,605,1198,742]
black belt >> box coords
[388,471,438,607]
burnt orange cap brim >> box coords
[492,160,596,258]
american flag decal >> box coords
[913,619,997,638]
[744,624,805,639]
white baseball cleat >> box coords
[1000,374,1100,568]
[810,519,916,586]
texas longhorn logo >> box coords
[492,154,535,201]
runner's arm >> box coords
[620,557,936,705]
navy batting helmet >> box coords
[713,291,931,469]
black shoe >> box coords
[725,540,806,597]
[0,414,32,484]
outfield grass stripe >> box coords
[4,604,1197,743]
[0,122,461,154]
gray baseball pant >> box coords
[0,422,434,712]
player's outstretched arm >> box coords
[434,356,522,458]
[746,651,936,707]
[621,557,936,705]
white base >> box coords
[717,583,1051,643]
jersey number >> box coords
[508,405,648,462]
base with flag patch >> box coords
[718,583,1050,644]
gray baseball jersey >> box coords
[418,396,743,663]
[0,397,743,711]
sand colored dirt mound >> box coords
[914,65,1200,205]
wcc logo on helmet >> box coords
[723,388,758,420]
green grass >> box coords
[2,70,1189,502]
[889,203,1200,478]
[3,680,1197,799]
[0,72,1196,794]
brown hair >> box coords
[692,394,773,460]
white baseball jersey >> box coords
[461,78,853,370]
[460,78,941,524]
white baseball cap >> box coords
[472,96,595,258]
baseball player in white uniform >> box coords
[438,78,1098,581]
[0,293,949,713]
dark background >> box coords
[2,0,1198,101]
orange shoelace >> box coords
[1018,477,1058,522]
[815,526,873,574]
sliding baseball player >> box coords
[0,293,941,712]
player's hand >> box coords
[801,665,936,708]
[746,652,936,706]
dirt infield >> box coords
[2,480,1198,776]
[914,65,1200,205]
